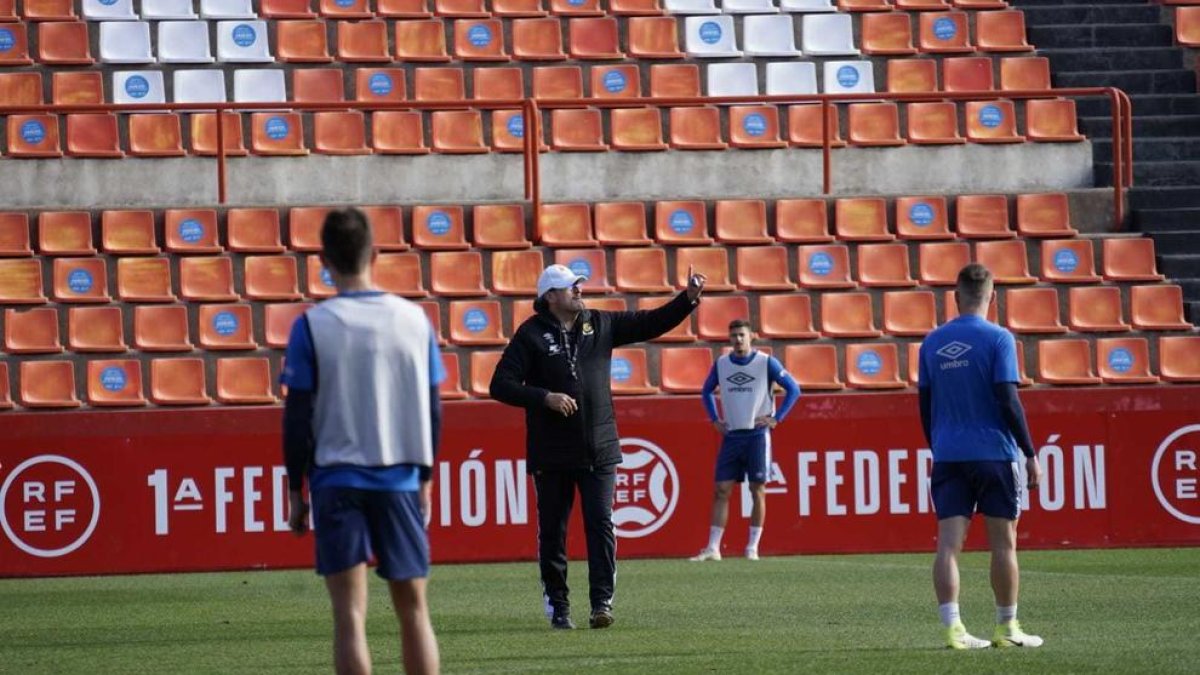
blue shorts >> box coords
[715,433,771,484]
[311,487,429,580]
[931,461,1021,521]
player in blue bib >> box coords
[691,319,801,561]
[918,263,1044,651]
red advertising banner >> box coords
[2,387,1199,577]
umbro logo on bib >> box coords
[726,372,755,387]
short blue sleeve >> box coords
[281,314,316,392]
[428,327,446,386]
[993,331,1021,384]
[918,342,931,389]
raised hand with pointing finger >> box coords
[686,264,707,302]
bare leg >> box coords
[933,516,970,605]
[748,482,766,528]
[325,564,371,675]
[985,516,1019,607]
[387,577,440,675]
[709,481,735,528]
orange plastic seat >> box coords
[858,243,917,287]
[975,240,1035,284]
[1067,286,1128,333]
[943,56,993,92]
[530,66,581,101]
[1131,285,1192,330]
[845,343,906,390]
[784,344,843,390]
[412,205,468,250]
[729,106,787,149]
[1004,287,1066,334]
[0,362,11,409]
[839,0,891,9]
[888,59,939,96]
[431,110,488,153]
[4,307,61,353]
[68,306,126,352]
[320,0,372,18]
[395,19,451,61]
[1159,336,1200,383]
[19,360,80,408]
[24,0,77,21]
[180,256,239,301]
[655,201,713,245]
[245,255,302,301]
[1094,337,1157,384]
[513,17,566,60]
[650,64,699,98]
[758,294,817,339]
[116,257,175,302]
[227,208,284,253]
[952,0,1006,8]
[101,210,158,255]
[430,251,486,296]
[638,296,696,342]
[293,68,345,102]
[493,0,547,16]
[611,0,661,14]
[1041,239,1100,283]
[454,19,510,61]
[53,257,109,303]
[262,302,311,348]
[126,113,185,157]
[438,352,468,399]
[374,253,428,297]
[736,246,795,291]
[53,71,102,105]
[464,350,500,397]
[592,64,641,99]
[287,207,332,251]
[262,0,317,17]
[628,16,683,59]
[835,198,893,241]
[1000,56,1050,91]
[883,290,937,336]
[378,0,432,16]
[7,114,62,157]
[0,21,31,64]
[1017,192,1078,238]
[976,9,1032,52]
[776,199,832,243]
[668,106,727,150]
[216,357,278,404]
[66,113,123,158]
[955,194,1013,239]
[251,113,309,156]
[714,200,771,244]
[821,292,882,337]
[569,17,623,59]
[539,202,598,246]
[1102,238,1164,282]
[491,249,543,295]
[449,300,507,345]
[595,202,652,246]
[848,102,907,147]
[906,101,966,145]
[435,0,487,16]
[610,107,667,151]
[614,247,672,293]
[0,213,31,257]
[199,304,258,350]
[0,72,41,106]
[473,66,524,100]
[135,305,193,352]
[918,241,970,286]
[1036,339,1101,385]
[305,255,337,298]
[38,211,94,256]
[550,0,602,14]
[697,295,750,341]
[410,68,465,102]
[609,348,659,395]
[1026,99,1084,142]
[372,110,431,154]
[659,346,713,393]
[190,112,249,157]
[797,245,855,288]
[551,108,608,151]
[907,341,921,386]
[150,358,211,405]
[862,12,917,55]
[895,196,953,239]
[919,11,973,53]
[165,209,222,253]
[0,258,44,303]
[675,248,733,292]
[966,100,1024,143]
[943,289,999,323]
[356,67,406,101]
[276,19,334,62]
[554,248,614,293]
[1178,7,1200,46]
[473,204,530,249]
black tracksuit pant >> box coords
[533,465,616,615]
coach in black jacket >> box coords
[491,263,706,630]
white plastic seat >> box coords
[201,0,257,18]
[780,0,835,11]
[823,60,875,94]
[233,69,286,103]
[664,0,721,14]
[99,21,155,63]
[83,0,137,20]
[685,15,742,57]
[802,12,858,55]
[743,15,799,56]
[217,20,273,62]
[142,0,198,19]
[766,61,817,95]
[174,70,228,103]
[722,0,778,13]
[113,70,166,104]
[707,62,758,97]
[158,21,215,64]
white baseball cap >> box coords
[536,264,587,298]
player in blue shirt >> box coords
[691,319,801,561]
[281,208,442,675]
[918,263,1044,651]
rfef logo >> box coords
[1152,424,1200,525]
[1,455,100,558]
[613,438,679,539]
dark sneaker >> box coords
[550,610,575,630]
[589,608,614,629]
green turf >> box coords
[2,548,1198,674]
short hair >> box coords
[728,319,752,332]
[956,263,994,311]
[321,208,373,275]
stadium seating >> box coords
[1159,336,1200,383]
[1096,338,1159,385]
[5,307,62,353]
[1036,340,1102,386]
[20,360,81,408]
[845,343,905,390]
[659,346,712,393]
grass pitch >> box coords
[2,548,1198,674]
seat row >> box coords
[1176,7,1200,48]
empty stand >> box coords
[492,249,544,295]
[7,114,62,157]
[165,209,221,253]
[1040,239,1100,284]
[887,58,937,93]
[52,72,102,105]
[707,63,758,97]
[697,295,750,341]
[907,102,967,144]
[883,290,937,336]
[943,56,993,92]
[976,9,1032,52]
[38,211,94,256]
[1096,338,1159,385]
[128,114,186,157]
[784,344,843,390]
[373,111,432,154]
[1000,56,1050,91]
[4,308,62,353]
[639,295,696,342]
[797,245,855,288]
[532,64,583,98]
[38,21,95,64]
[216,357,277,404]
[615,247,672,293]
[845,343,905,390]
[134,305,193,352]
[861,11,916,55]
[430,251,486,296]
[413,206,469,250]
[551,108,609,151]
[86,359,147,406]
[20,360,81,408]
[592,64,642,99]
[918,11,972,53]
[820,292,881,337]
[1004,287,1067,334]
[456,19,511,60]
[539,202,598,246]
[609,348,659,395]
[736,246,795,291]
[668,106,727,150]
[974,240,1035,284]
[659,346,713,393]
[0,213,31,257]
[835,198,893,241]
[53,257,110,303]
[190,112,249,156]
[1159,336,1200,383]
[776,199,832,243]
[955,194,1014,238]
[1026,99,1085,143]
[180,256,238,301]
[1036,340,1101,386]
[431,110,488,153]
[1131,285,1192,331]
[228,209,285,253]
[858,242,917,289]
[651,64,698,97]
[469,350,502,397]
[895,197,953,240]
[439,352,468,399]
[1067,286,1129,333]
[555,248,614,292]
[1102,238,1164,282]
[595,203,652,246]
[758,294,818,339]
[513,17,566,59]
[676,247,733,291]
[1016,193,1078,238]
[0,258,46,303]
[66,113,123,158]
[245,256,302,301]
[848,102,906,147]
[449,300,507,345]
[116,257,175,302]
[729,106,787,149]
[199,304,257,350]
[611,107,668,151]
[374,253,429,296]
[473,204,530,249]
[655,201,712,245]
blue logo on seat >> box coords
[808,251,833,276]
[99,0,118,5]
[568,258,591,279]
[979,105,1003,129]
[603,70,627,94]
[336,0,355,6]
[909,202,934,226]
[743,113,767,137]
[20,120,45,145]
[468,24,492,47]
[1108,347,1133,374]
[699,21,722,45]
[179,218,204,243]
[463,308,489,333]
[321,268,333,287]
[568,0,585,5]
[611,357,632,382]
[100,366,127,392]
[670,210,694,235]
[506,114,524,139]
[125,75,150,99]
[0,29,14,52]
[836,65,859,89]
[265,116,289,140]
[427,210,451,236]
[857,350,882,376]
[369,73,393,96]
[213,311,239,336]
[1053,248,1079,273]
[68,269,93,294]
[232,24,257,48]
[933,17,956,41]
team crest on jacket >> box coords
[581,321,594,335]
[542,332,560,355]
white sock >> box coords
[747,526,763,549]
[939,602,961,628]
[706,526,724,551]
[997,605,1017,624]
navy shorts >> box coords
[311,487,429,580]
[715,433,771,483]
[931,461,1021,521]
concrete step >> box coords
[1130,187,1200,210]
[1097,161,1200,187]
[1149,230,1200,254]
[1028,23,1173,49]
[1080,115,1200,138]
[1019,5,1163,25]
[1078,95,1200,118]
[1091,138,1200,163]
[1039,47,1183,72]
[1053,70,1196,94]
[1159,253,1200,280]
[1189,301,1200,324]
